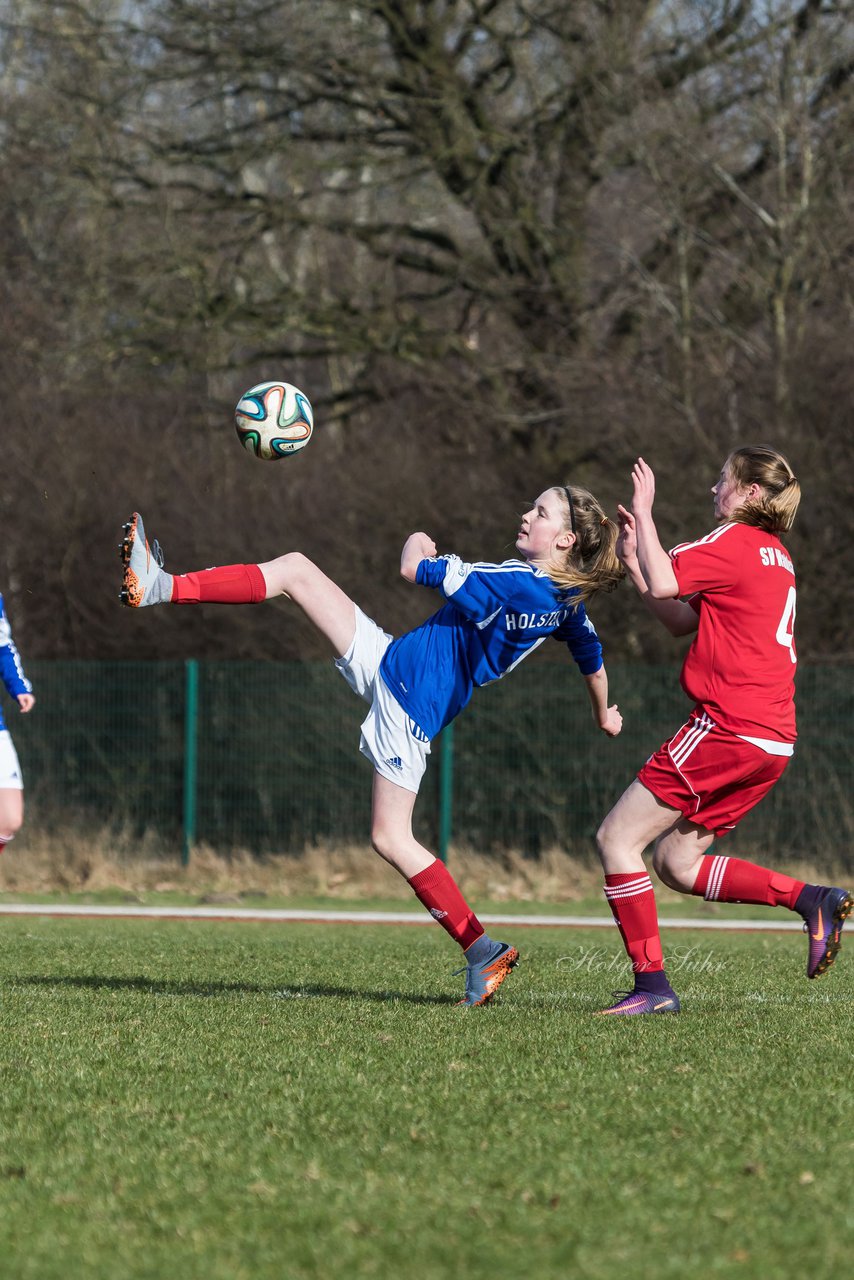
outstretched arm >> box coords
[583,666,622,737]
[628,458,682,600]
[0,603,34,703]
[617,506,698,637]
[400,532,438,583]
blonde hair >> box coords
[725,445,800,534]
[543,485,624,604]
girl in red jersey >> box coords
[594,446,852,1015]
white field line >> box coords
[0,903,801,932]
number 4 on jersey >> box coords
[776,586,797,663]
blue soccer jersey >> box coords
[0,594,32,731]
[378,554,603,739]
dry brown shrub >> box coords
[0,828,842,905]
[0,830,601,901]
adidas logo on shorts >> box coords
[384,757,403,772]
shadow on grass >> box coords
[10,973,456,1005]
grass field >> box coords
[1,914,851,1279]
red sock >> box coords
[692,853,804,909]
[603,872,664,973]
[171,563,267,605]
[408,859,484,952]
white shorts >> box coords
[334,606,431,794]
[0,730,24,790]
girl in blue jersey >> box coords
[0,594,35,857]
[119,485,623,1005]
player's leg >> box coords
[257,554,356,658]
[653,733,853,979]
[650,821,716,894]
[118,513,356,657]
[370,773,518,1006]
[659,831,852,980]
[369,771,439,880]
[0,732,24,855]
[593,779,684,1015]
[0,787,23,855]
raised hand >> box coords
[630,456,657,518]
[616,505,637,565]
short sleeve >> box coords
[670,525,743,597]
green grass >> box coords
[1,918,851,1279]
[0,885,788,921]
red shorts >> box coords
[637,709,790,837]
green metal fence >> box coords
[12,660,854,866]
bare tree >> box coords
[0,0,852,660]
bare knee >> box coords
[595,813,643,874]
[370,821,395,864]
[651,846,682,891]
[370,830,388,861]
[0,822,22,842]
[260,551,315,600]
[652,843,695,894]
[0,795,24,839]
[594,814,615,863]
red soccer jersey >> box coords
[670,521,797,743]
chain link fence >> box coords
[11,660,853,867]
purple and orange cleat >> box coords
[456,941,519,1007]
[595,988,681,1016]
[802,886,852,979]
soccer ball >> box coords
[234,381,314,460]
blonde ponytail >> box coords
[727,445,800,534]
[544,485,624,604]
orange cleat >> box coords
[455,941,519,1007]
[119,512,172,607]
